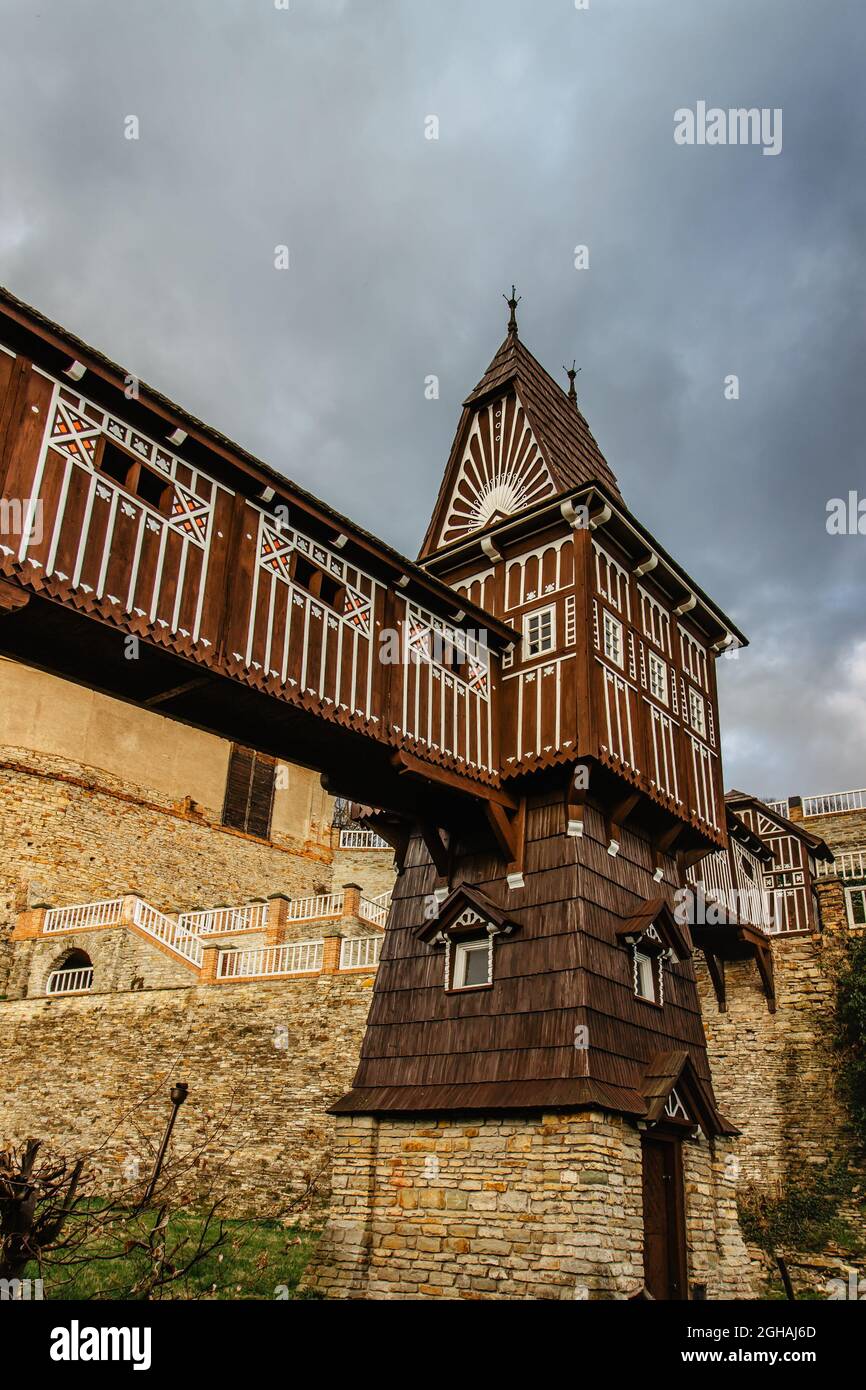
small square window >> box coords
[603,611,624,668]
[452,938,490,989]
[523,606,555,659]
[291,553,346,613]
[648,651,668,704]
[688,687,706,737]
[635,950,659,1003]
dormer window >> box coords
[523,605,555,659]
[452,937,491,990]
[616,898,693,1010]
[414,885,519,993]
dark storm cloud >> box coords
[1,0,863,795]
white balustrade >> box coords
[358,896,388,928]
[816,849,866,881]
[47,966,94,995]
[43,898,126,933]
[339,935,383,970]
[339,829,390,850]
[177,902,269,935]
[802,788,866,818]
[132,899,203,966]
[217,940,324,979]
[286,892,344,922]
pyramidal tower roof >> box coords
[419,304,622,558]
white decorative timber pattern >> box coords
[438,391,556,547]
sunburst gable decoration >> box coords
[437,391,556,548]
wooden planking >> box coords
[345,776,723,1114]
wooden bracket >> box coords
[703,951,727,1012]
[0,577,29,613]
[606,792,640,855]
[420,823,452,882]
[485,797,526,888]
[565,764,590,838]
[656,822,685,857]
[753,941,777,1015]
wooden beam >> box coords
[391,750,518,811]
[143,676,211,707]
[655,822,686,856]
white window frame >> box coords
[688,686,706,737]
[602,610,624,669]
[523,604,556,660]
[648,651,668,705]
[634,950,657,1002]
[452,938,491,990]
[845,886,866,929]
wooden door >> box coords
[641,1134,688,1300]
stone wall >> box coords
[330,841,396,899]
[306,1111,755,1300]
[695,885,852,1187]
[0,969,376,1217]
[0,745,337,992]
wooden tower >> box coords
[312,302,755,1300]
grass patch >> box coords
[25,1206,321,1300]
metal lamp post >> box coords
[143,1082,189,1205]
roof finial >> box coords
[503,285,521,337]
[563,361,581,405]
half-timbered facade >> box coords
[0,288,756,1299]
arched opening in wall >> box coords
[46,949,94,996]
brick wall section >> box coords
[0,971,377,1216]
[305,1111,755,1300]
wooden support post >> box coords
[754,942,777,1014]
[703,951,727,1012]
[484,797,526,889]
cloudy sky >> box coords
[1,0,863,797]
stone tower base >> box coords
[306,1109,756,1300]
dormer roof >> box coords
[615,898,693,960]
[414,882,518,944]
